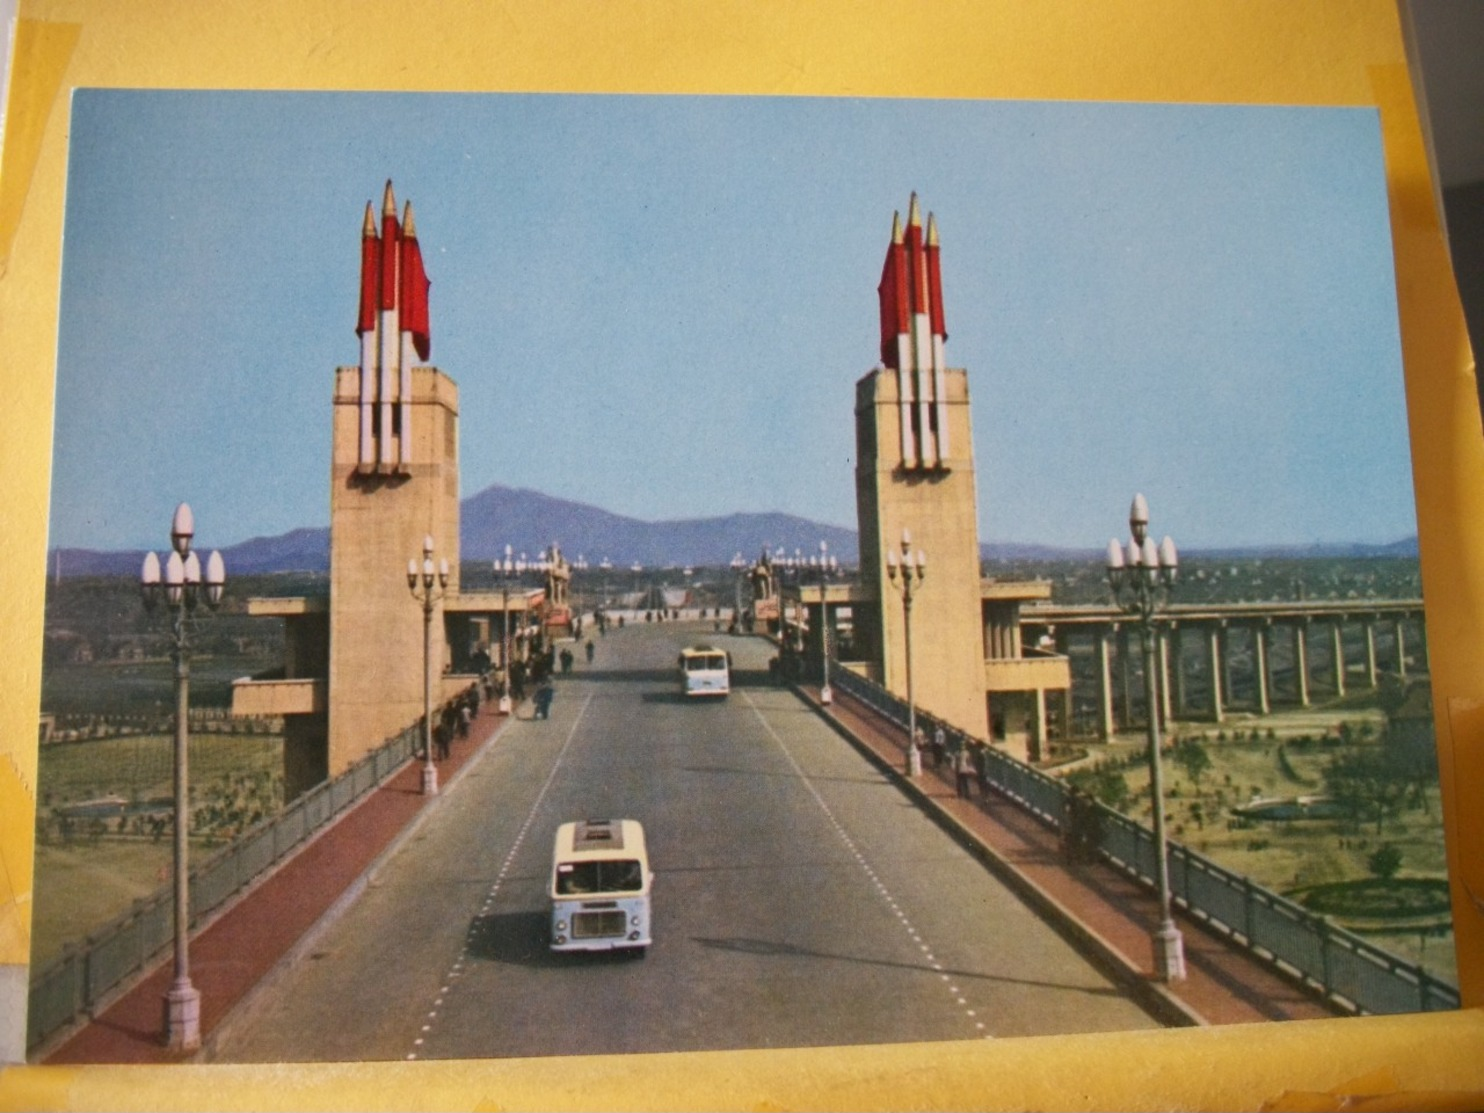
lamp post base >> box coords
[1154,922,1186,982]
[421,764,440,796]
[819,684,833,705]
[907,745,921,778]
[163,979,201,1053]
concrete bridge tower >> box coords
[854,195,990,742]
[236,182,461,799]
[321,181,460,792]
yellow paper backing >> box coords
[1,2,1482,1109]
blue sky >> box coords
[50,91,1411,553]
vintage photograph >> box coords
[27,90,1452,1066]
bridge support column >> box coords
[1394,619,1407,679]
[1365,622,1379,688]
[1294,622,1311,707]
[1331,622,1346,697]
[1206,624,1225,723]
[1117,626,1134,730]
[1253,624,1271,715]
[1172,626,1188,715]
[1220,625,1234,712]
[1032,686,1048,762]
[1096,627,1116,740]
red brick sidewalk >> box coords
[39,703,511,1065]
[807,683,1341,1027]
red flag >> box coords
[357,203,380,335]
[401,231,431,362]
[906,214,928,319]
[877,247,897,367]
[380,183,400,312]
[877,213,909,368]
[926,230,946,340]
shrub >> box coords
[1367,843,1403,880]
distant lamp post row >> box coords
[885,528,926,778]
[1104,492,1185,982]
[139,503,225,1053]
[408,535,449,796]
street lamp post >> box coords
[494,544,524,714]
[885,528,926,777]
[407,534,449,796]
[1105,492,1185,981]
[729,552,746,625]
[139,502,225,1052]
[815,541,838,705]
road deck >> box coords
[40,668,1339,1065]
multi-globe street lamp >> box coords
[494,544,525,714]
[885,528,926,778]
[139,502,225,1052]
[1105,492,1185,982]
[407,534,449,796]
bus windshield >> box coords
[555,859,645,895]
[685,653,727,672]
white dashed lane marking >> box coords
[743,692,993,1040]
[406,692,594,1060]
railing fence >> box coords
[26,709,436,1054]
[827,665,1459,1017]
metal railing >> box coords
[27,713,429,1054]
[827,665,1459,1017]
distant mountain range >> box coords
[48,483,1419,578]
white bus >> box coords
[678,644,731,698]
[549,818,652,955]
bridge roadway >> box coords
[208,622,1158,1062]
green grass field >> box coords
[32,732,283,969]
[1095,702,1455,985]
[37,733,282,809]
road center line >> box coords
[406,689,596,1060]
[742,691,992,1040]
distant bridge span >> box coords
[1019,597,1427,736]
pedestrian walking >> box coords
[954,744,975,798]
[534,681,555,720]
[458,701,472,738]
[931,723,947,768]
[585,639,594,664]
[434,721,450,761]
[973,742,991,798]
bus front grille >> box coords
[572,910,627,939]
